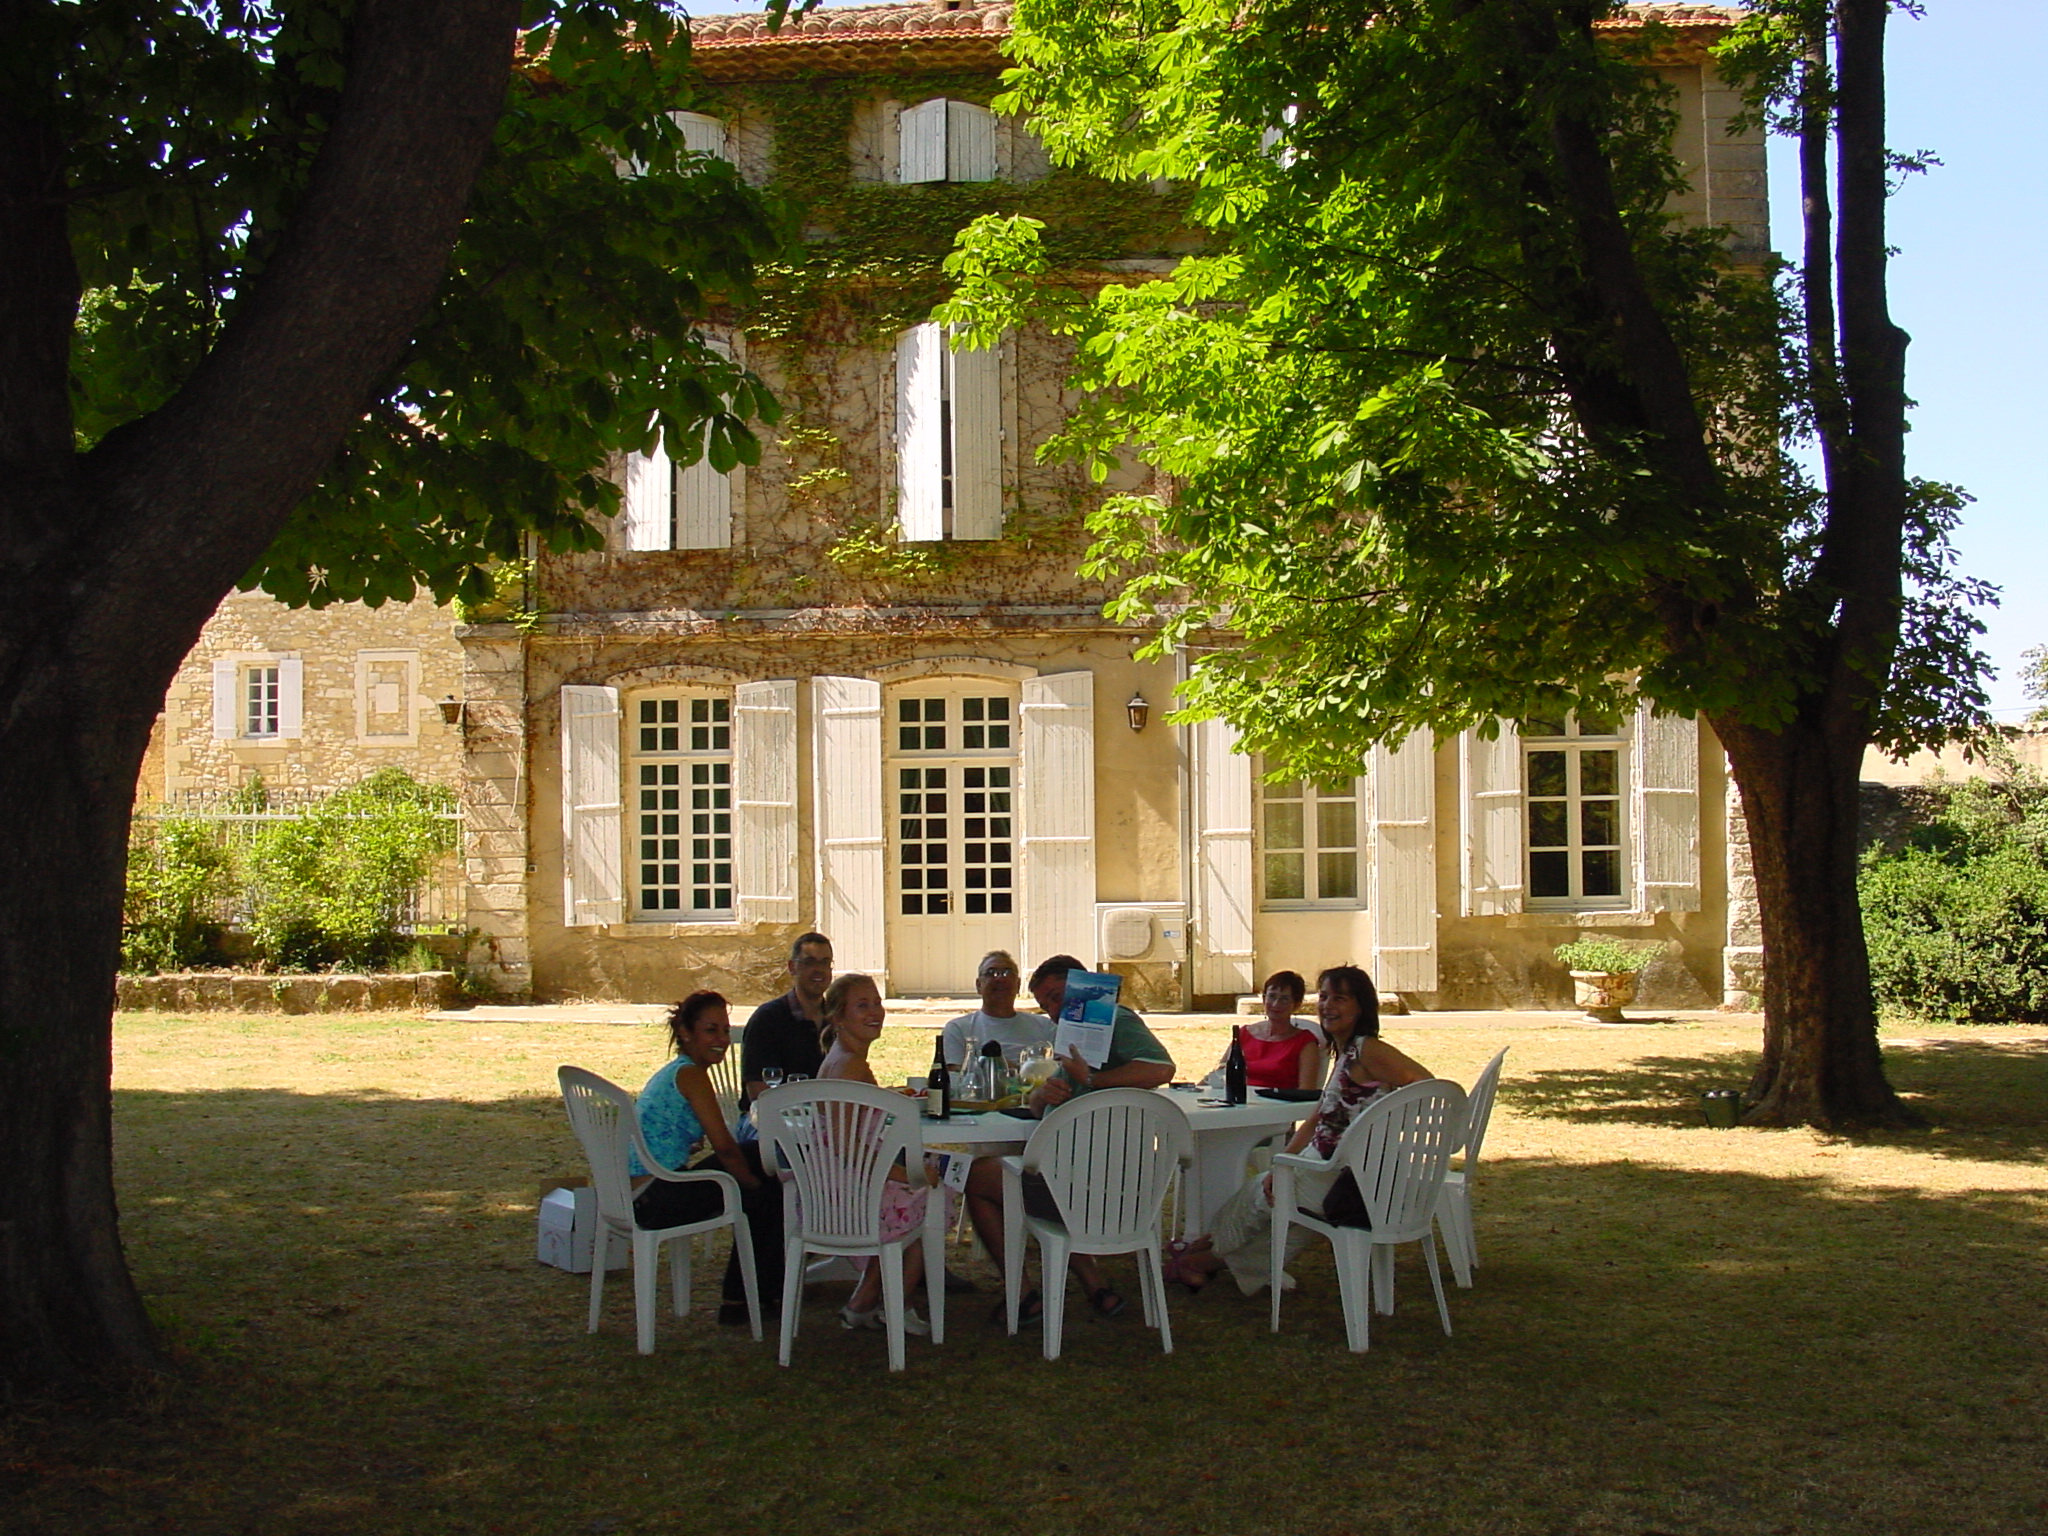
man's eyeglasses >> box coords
[981,967,1018,979]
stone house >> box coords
[141,588,465,804]
[456,1,1769,1009]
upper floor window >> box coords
[895,322,1002,542]
[622,337,739,552]
[896,98,996,184]
[630,691,733,918]
[671,110,729,161]
[1522,710,1627,907]
[1260,773,1365,908]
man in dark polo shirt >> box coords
[739,931,832,1110]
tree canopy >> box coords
[942,0,1990,1128]
[60,0,784,610]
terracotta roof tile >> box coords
[689,2,1740,80]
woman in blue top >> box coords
[632,990,785,1325]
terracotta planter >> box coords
[1569,969,1640,1023]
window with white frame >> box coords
[888,684,1019,918]
[896,98,996,183]
[211,654,302,742]
[895,322,1002,542]
[1521,710,1628,905]
[622,337,739,552]
[1259,772,1365,907]
[629,692,733,917]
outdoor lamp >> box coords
[437,696,466,727]
[1126,693,1150,732]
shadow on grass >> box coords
[8,1083,2047,1535]
[1503,1038,2048,1161]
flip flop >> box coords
[1088,1285,1127,1320]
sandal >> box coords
[1088,1285,1127,1320]
[1162,1239,1206,1294]
[993,1289,1043,1327]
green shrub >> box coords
[1553,937,1653,974]
[1859,765,2048,1023]
[246,770,458,971]
[122,817,235,972]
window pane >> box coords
[1316,799,1356,851]
[1582,850,1621,896]
[1264,852,1305,902]
[1575,709,1619,736]
[1521,714,1566,737]
[1580,750,1618,796]
[1265,801,1304,850]
[1581,799,1619,847]
[1529,850,1570,898]
[962,697,984,721]
[1265,779,1302,801]
[1528,751,1567,798]
[1528,800,1569,848]
[1317,850,1358,900]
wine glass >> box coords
[761,1066,785,1092]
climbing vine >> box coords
[687,68,1188,584]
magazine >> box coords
[1054,968,1122,1068]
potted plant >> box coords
[1552,937,1654,1023]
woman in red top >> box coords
[1227,970,1324,1091]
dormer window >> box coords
[896,98,996,184]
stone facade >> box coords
[462,2,1765,1012]
[145,588,465,802]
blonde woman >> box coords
[814,973,955,1332]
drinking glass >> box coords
[761,1067,785,1091]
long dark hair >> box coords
[1316,966,1380,1048]
[666,990,728,1060]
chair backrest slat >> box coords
[1329,1078,1468,1244]
[558,1066,640,1225]
[1461,1047,1509,1167]
[757,1080,923,1245]
[1025,1089,1192,1246]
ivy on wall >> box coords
[705,69,1190,584]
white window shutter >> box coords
[1019,671,1096,966]
[671,110,728,160]
[211,658,238,739]
[949,338,1003,540]
[947,100,997,182]
[276,658,304,740]
[811,676,886,978]
[1460,720,1523,916]
[561,685,624,927]
[1371,729,1438,994]
[1191,714,1254,998]
[623,445,673,551]
[734,679,798,926]
[895,325,944,541]
[897,99,947,184]
[675,339,738,551]
[1633,702,1701,912]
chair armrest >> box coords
[997,1154,1025,1177]
[1271,1151,1324,1172]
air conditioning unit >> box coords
[1094,903,1188,965]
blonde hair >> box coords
[818,972,879,1050]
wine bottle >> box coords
[1224,1025,1248,1105]
[926,1033,950,1121]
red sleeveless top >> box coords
[1240,1027,1318,1090]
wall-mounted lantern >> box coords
[1126,693,1150,733]
[437,696,467,728]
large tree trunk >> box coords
[1715,713,1915,1131]
[0,0,520,1393]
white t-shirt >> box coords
[940,1009,1055,1068]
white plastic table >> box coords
[921,1089,1310,1239]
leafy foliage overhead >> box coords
[61,0,786,609]
[940,0,1989,777]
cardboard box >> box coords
[536,1186,628,1272]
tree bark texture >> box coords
[0,0,520,1393]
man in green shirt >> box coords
[963,953,1176,1323]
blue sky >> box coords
[688,0,2042,715]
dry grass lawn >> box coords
[4,1010,2046,1534]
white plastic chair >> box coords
[756,1080,947,1372]
[708,1029,745,1120]
[1001,1089,1193,1361]
[556,1065,762,1353]
[1271,1078,1467,1352]
[1437,1047,1507,1287]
